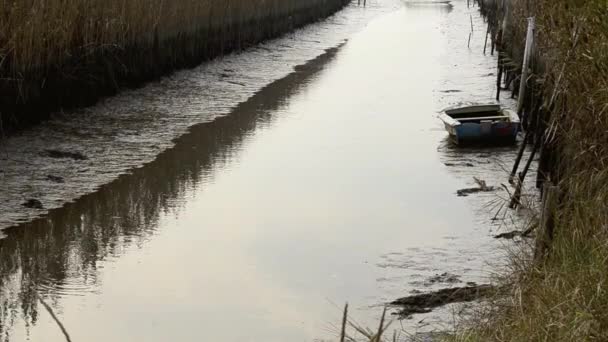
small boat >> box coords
[439,104,520,145]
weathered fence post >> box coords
[517,17,535,115]
[340,303,348,342]
[509,129,531,184]
[534,185,558,261]
[509,131,541,209]
[484,22,490,55]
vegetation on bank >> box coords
[0,0,347,130]
[453,0,608,340]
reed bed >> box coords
[452,0,608,340]
[0,0,347,129]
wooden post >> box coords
[496,54,503,100]
[509,129,531,184]
[340,303,348,342]
[517,17,535,115]
[470,14,474,32]
[501,0,509,44]
[509,132,541,209]
[484,22,490,55]
[536,138,553,189]
[534,185,558,261]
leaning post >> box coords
[517,17,535,115]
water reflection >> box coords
[0,47,340,342]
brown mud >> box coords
[391,284,495,319]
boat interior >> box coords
[445,110,510,123]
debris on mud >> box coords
[426,272,461,285]
[457,177,496,197]
[494,225,535,239]
[22,199,44,209]
[226,81,246,86]
[46,175,65,183]
[41,149,88,161]
[444,162,475,167]
[494,230,524,239]
[390,284,494,319]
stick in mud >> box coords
[340,303,348,342]
[509,133,541,209]
[509,130,531,184]
[35,292,73,342]
[484,22,490,55]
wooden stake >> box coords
[517,17,535,115]
[340,303,348,342]
[510,129,531,184]
[534,185,558,260]
[374,306,387,342]
[36,292,73,342]
[496,54,503,100]
[484,23,490,55]
[509,132,540,209]
[470,15,474,32]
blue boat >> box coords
[439,104,520,145]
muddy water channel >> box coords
[0,1,532,341]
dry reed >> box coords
[0,0,318,75]
[0,0,347,128]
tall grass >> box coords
[0,0,347,128]
[453,0,608,340]
[0,0,313,74]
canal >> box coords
[0,1,527,341]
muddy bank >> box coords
[391,284,495,318]
[0,45,338,341]
[0,2,393,232]
[0,0,348,132]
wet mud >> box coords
[391,284,495,319]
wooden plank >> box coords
[457,115,510,121]
[446,104,501,115]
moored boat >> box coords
[439,104,519,145]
